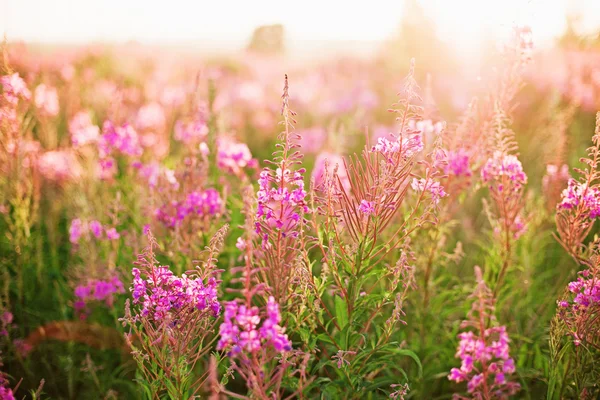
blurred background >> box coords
[2,0,600,58]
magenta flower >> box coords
[411,178,447,205]
[481,152,527,191]
[69,219,85,244]
[358,200,375,216]
[99,121,143,158]
[449,325,520,397]
[130,265,220,322]
[559,179,600,219]
[89,220,103,238]
[445,149,472,177]
[1,73,31,104]
[217,296,291,356]
[105,228,120,240]
[217,137,256,175]
[74,276,125,317]
[256,167,307,240]
[371,133,423,160]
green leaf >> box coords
[334,295,348,330]
[393,348,423,377]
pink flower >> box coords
[136,102,165,131]
[69,111,99,147]
[411,178,447,205]
[105,228,120,240]
[217,297,291,356]
[445,149,472,177]
[481,152,527,190]
[38,150,82,182]
[89,220,103,238]
[1,73,31,104]
[559,179,600,219]
[358,200,375,216]
[69,219,86,244]
[217,137,256,175]
[34,84,60,117]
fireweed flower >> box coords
[174,108,209,144]
[69,111,100,147]
[481,152,527,191]
[557,268,600,346]
[33,84,60,117]
[448,326,520,397]
[69,218,85,244]
[217,296,291,356]
[38,150,82,182]
[411,178,448,205]
[1,73,31,104]
[558,179,600,219]
[445,149,472,178]
[130,265,220,322]
[99,121,143,158]
[256,167,307,239]
[371,133,423,161]
[74,276,125,317]
[89,220,103,238]
[358,200,375,216]
[449,267,520,398]
[154,189,223,228]
[217,137,257,175]
[136,102,166,131]
[105,227,120,240]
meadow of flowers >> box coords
[1,22,600,400]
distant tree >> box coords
[247,24,285,55]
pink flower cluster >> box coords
[136,102,165,131]
[74,276,125,317]
[0,375,14,400]
[481,152,527,191]
[34,84,60,117]
[359,200,375,215]
[174,110,209,144]
[69,111,100,147]
[131,266,220,322]
[217,137,257,175]
[154,189,223,228]
[445,149,472,178]
[558,269,600,345]
[558,179,600,219]
[256,168,308,240]
[448,326,520,398]
[217,297,292,356]
[69,218,121,244]
[371,133,424,160]
[37,150,82,182]
[1,73,31,104]
[411,178,448,205]
[99,121,143,158]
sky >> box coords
[1,0,599,52]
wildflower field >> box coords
[1,16,600,400]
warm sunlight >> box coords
[2,0,600,398]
